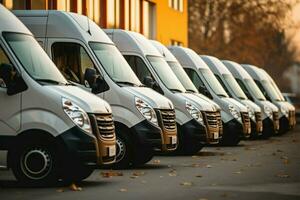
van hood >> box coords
[123,87,173,109]
[262,100,279,112]
[194,93,221,111]
[49,85,111,114]
[222,97,248,112]
[241,99,261,112]
[181,93,217,111]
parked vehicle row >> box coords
[0,6,296,185]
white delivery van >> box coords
[106,29,219,154]
[223,60,280,136]
[260,69,296,129]
[150,40,223,142]
[15,10,177,168]
[0,5,116,185]
[243,64,292,134]
[201,55,263,139]
[169,46,251,145]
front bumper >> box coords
[223,119,244,139]
[262,117,276,137]
[279,116,289,134]
[250,119,263,138]
[57,126,99,167]
[130,119,163,149]
[178,119,207,145]
[288,110,296,129]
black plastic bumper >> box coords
[178,119,207,145]
[129,119,162,148]
[57,126,98,166]
[250,120,263,138]
[262,117,275,138]
[279,116,289,134]
[223,119,244,139]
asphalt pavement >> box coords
[1,125,300,200]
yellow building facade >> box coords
[1,0,188,46]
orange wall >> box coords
[150,0,188,46]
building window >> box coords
[170,40,183,46]
[130,0,140,32]
[168,0,183,12]
[107,0,120,28]
[142,0,156,39]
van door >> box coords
[0,45,22,144]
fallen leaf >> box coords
[221,192,229,198]
[231,158,237,161]
[101,171,123,178]
[132,171,145,176]
[283,159,289,165]
[277,149,283,153]
[180,181,193,186]
[195,174,203,178]
[69,183,82,191]
[192,155,200,158]
[169,169,177,177]
[276,173,290,178]
[272,152,276,156]
[233,171,242,174]
[56,188,64,193]
[119,188,128,192]
[205,164,212,168]
[153,159,161,164]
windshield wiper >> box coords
[186,89,196,93]
[36,79,66,85]
[170,88,184,93]
[217,94,228,98]
[116,81,138,87]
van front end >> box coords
[250,112,263,138]
[202,110,222,144]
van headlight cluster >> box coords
[280,106,289,118]
[135,97,158,126]
[228,104,241,122]
[264,105,273,119]
[186,101,203,124]
[246,105,255,121]
[62,98,92,134]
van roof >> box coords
[104,29,161,56]
[13,10,113,44]
[0,5,31,35]
[200,55,231,75]
[167,46,209,70]
[150,40,177,62]
[242,64,267,81]
[222,60,252,80]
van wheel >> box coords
[132,147,154,166]
[10,142,59,186]
[113,131,133,169]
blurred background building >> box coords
[0,0,188,46]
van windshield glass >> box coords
[167,61,197,93]
[147,56,186,93]
[261,80,282,101]
[270,80,285,101]
[3,33,67,85]
[200,69,228,97]
[89,42,142,86]
[244,79,266,100]
[223,74,247,100]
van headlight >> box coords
[281,106,289,117]
[246,105,255,121]
[228,104,241,121]
[264,105,273,119]
[186,101,203,124]
[135,97,158,126]
[62,98,92,134]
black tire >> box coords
[132,147,154,166]
[10,141,59,186]
[112,130,133,169]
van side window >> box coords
[124,55,153,84]
[236,78,251,99]
[0,46,13,88]
[214,74,231,97]
[255,80,271,100]
[184,68,205,90]
[52,43,95,84]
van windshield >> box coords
[223,74,247,100]
[147,56,186,93]
[261,80,282,101]
[270,79,285,101]
[3,33,67,85]
[242,79,266,100]
[200,69,228,97]
[167,61,198,93]
[89,42,142,86]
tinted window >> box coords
[0,46,12,88]
[184,68,205,90]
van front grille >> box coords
[202,111,220,142]
[95,113,115,139]
[159,109,176,131]
[203,111,218,128]
[241,112,251,135]
[216,111,223,136]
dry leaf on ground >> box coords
[101,171,123,178]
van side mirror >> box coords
[84,68,109,94]
[143,76,163,94]
[0,63,28,96]
[198,85,212,99]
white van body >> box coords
[168,46,251,145]
[243,64,292,133]
[150,40,223,141]
[201,55,263,138]
[106,29,219,154]
[0,5,116,184]
[15,10,176,168]
[223,60,280,136]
